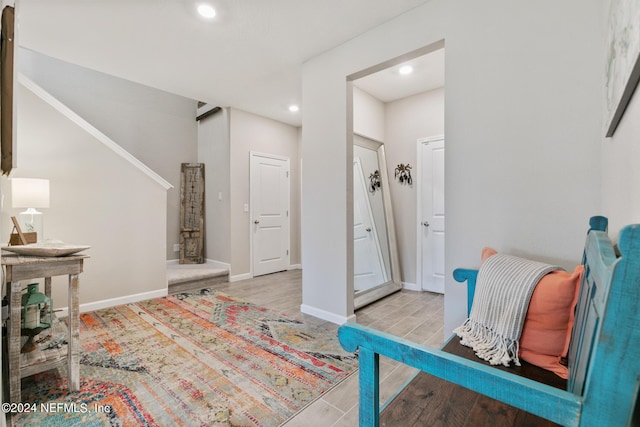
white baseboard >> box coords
[402,281,421,291]
[205,259,231,270]
[300,304,356,325]
[166,259,231,271]
[55,288,168,318]
[230,273,252,282]
[231,265,299,282]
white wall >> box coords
[353,86,385,141]
[197,108,231,265]
[19,49,198,260]
[601,89,640,235]
[302,0,602,330]
[229,108,300,278]
[1,83,168,309]
[600,0,640,237]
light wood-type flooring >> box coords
[212,269,444,426]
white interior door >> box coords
[353,158,387,292]
[420,137,445,293]
[250,152,290,277]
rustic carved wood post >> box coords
[180,163,205,264]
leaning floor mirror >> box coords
[353,134,402,309]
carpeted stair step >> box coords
[167,263,229,294]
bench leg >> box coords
[359,347,380,427]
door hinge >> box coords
[286,171,290,178]
[286,249,289,255]
[286,210,289,217]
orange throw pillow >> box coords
[481,247,583,378]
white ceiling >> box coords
[17,0,442,127]
[352,48,444,103]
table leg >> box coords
[9,280,22,403]
[67,273,80,391]
[44,277,52,298]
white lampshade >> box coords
[11,178,50,209]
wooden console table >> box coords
[2,254,88,404]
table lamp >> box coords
[11,178,50,243]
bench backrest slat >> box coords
[568,221,614,394]
[579,223,640,425]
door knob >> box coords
[254,220,260,224]
[366,227,372,232]
[422,221,430,227]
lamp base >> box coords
[18,209,44,243]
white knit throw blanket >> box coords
[454,254,561,367]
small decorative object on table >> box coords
[8,216,36,245]
[11,178,50,242]
[20,283,53,353]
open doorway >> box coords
[348,41,445,308]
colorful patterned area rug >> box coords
[14,289,358,426]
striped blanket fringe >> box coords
[455,317,522,367]
[454,253,561,367]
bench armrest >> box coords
[338,323,582,427]
[453,268,478,316]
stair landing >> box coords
[167,262,229,294]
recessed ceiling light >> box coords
[288,105,300,113]
[399,65,413,75]
[197,4,216,18]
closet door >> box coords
[250,152,290,276]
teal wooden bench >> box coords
[339,216,640,426]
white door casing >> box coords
[250,152,290,277]
[353,157,387,291]
[418,136,445,293]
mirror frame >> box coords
[353,135,402,309]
